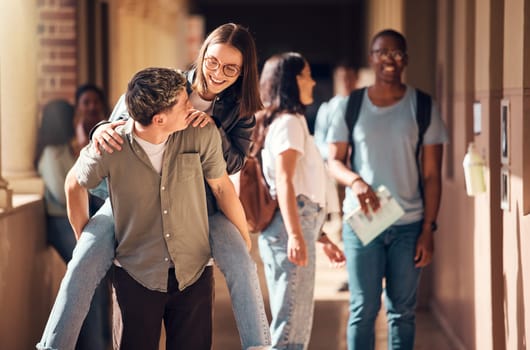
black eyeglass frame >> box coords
[370,49,407,61]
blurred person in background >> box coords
[73,84,109,153]
[35,94,110,350]
[314,61,358,161]
[314,61,358,292]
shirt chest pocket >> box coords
[175,153,202,182]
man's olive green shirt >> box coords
[74,119,226,291]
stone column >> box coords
[0,62,13,211]
[0,1,43,195]
[367,0,403,38]
[108,0,188,102]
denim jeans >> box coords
[37,199,271,350]
[44,215,111,350]
[343,220,423,350]
[258,195,325,350]
[37,200,115,350]
[208,212,271,349]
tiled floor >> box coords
[212,233,456,350]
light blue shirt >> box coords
[313,95,348,161]
[327,86,449,224]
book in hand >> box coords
[344,185,405,246]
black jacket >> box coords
[186,70,256,214]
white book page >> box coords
[344,185,405,245]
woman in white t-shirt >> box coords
[257,52,346,349]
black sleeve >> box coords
[88,120,111,140]
[218,114,256,175]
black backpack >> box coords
[344,87,432,199]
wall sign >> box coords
[501,99,510,165]
[501,167,510,211]
[473,101,481,135]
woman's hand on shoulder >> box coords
[92,120,126,155]
[186,109,214,128]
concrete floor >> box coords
[212,233,456,350]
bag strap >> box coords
[345,87,433,203]
[414,88,432,203]
[415,89,432,151]
[345,88,366,169]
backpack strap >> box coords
[345,88,366,169]
[415,89,432,147]
[345,87,432,204]
[414,88,432,204]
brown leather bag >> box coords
[238,111,278,232]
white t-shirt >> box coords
[133,134,167,174]
[262,113,327,208]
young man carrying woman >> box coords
[37,23,270,350]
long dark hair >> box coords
[34,99,75,168]
[259,52,306,125]
[192,23,263,117]
[250,52,307,155]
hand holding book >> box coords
[344,185,405,246]
[350,176,380,214]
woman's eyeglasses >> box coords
[370,49,406,61]
[204,56,241,78]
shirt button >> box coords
[163,210,168,214]
[164,257,169,262]
[165,233,170,238]
[161,186,166,191]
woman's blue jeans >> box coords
[208,211,271,349]
[44,215,111,350]
[37,198,271,350]
[258,195,325,350]
[343,220,423,350]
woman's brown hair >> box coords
[192,23,263,117]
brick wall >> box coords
[36,0,77,111]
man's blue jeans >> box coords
[258,195,325,350]
[343,220,423,350]
[37,198,271,350]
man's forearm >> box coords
[210,174,250,238]
[65,168,90,239]
[421,144,444,232]
[328,158,361,187]
[422,175,441,231]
